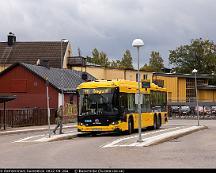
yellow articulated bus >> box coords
[77,79,168,135]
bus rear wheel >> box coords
[153,115,157,130]
[156,116,161,129]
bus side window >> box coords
[127,94,135,112]
[150,91,156,108]
[119,94,127,110]
[142,94,150,112]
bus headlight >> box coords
[111,121,119,125]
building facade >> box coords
[153,72,216,106]
[67,56,153,81]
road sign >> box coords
[141,80,150,88]
[135,94,143,104]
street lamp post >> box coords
[60,39,68,112]
[192,69,200,126]
[132,39,144,142]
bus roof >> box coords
[77,79,167,93]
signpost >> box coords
[46,78,51,138]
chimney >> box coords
[8,32,16,46]
[36,59,41,65]
[81,72,88,81]
[37,59,50,68]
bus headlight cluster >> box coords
[111,121,119,125]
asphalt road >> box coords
[0,119,216,169]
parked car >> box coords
[179,106,191,115]
[170,106,180,114]
[195,106,211,115]
[204,106,211,115]
[211,106,216,115]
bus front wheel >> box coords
[126,118,134,135]
[90,132,98,136]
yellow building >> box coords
[67,56,216,106]
[67,56,153,81]
[153,72,216,105]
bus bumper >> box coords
[77,123,127,132]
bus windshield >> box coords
[79,88,119,116]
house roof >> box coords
[0,63,96,93]
[0,95,16,103]
[198,84,216,90]
[0,41,68,68]
[153,72,211,79]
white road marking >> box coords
[102,126,183,148]
[13,134,45,143]
[13,130,78,143]
[1,125,75,135]
[34,132,78,142]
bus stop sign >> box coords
[141,80,150,88]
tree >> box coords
[90,48,110,67]
[140,51,164,72]
[140,63,154,72]
[110,60,121,68]
[149,51,164,72]
[91,48,100,65]
[86,56,92,63]
[169,38,216,74]
[99,51,110,67]
[120,50,134,69]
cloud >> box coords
[1,0,216,68]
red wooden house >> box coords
[0,62,95,119]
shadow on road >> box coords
[77,128,159,138]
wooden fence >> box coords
[0,108,56,129]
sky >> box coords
[1,0,216,68]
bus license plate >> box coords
[92,128,101,131]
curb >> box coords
[0,124,77,136]
[143,125,208,147]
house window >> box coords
[186,78,196,102]
[153,79,164,88]
[136,73,138,82]
[143,74,148,80]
